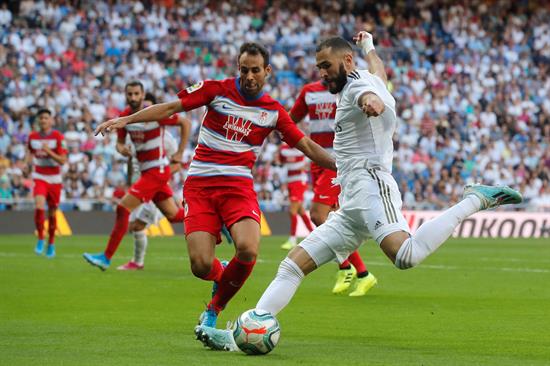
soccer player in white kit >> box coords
[194,33,523,351]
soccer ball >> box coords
[232,308,281,355]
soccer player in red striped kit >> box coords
[27,108,67,258]
[82,81,187,271]
[94,43,336,335]
[279,143,315,248]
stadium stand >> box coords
[0,0,548,212]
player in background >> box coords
[27,109,67,258]
[117,93,191,270]
[83,81,187,271]
[94,43,336,339]
[279,143,315,250]
[194,33,523,352]
[285,32,380,296]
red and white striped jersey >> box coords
[177,78,305,188]
[290,81,336,173]
[28,129,67,184]
[117,107,179,174]
[279,143,307,184]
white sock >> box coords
[132,230,148,265]
[256,258,304,315]
[395,196,481,269]
[288,236,297,245]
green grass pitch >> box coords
[1,234,550,365]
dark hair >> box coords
[36,108,51,117]
[144,92,156,104]
[125,80,144,91]
[239,42,270,66]
[316,37,353,53]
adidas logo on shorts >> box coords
[374,220,384,230]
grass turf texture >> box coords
[1,235,549,365]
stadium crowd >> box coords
[0,0,549,212]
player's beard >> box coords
[327,63,348,94]
[127,100,142,111]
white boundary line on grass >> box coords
[2,252,550,274]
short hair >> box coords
[144,92,156,104]
[36,108,51,117]
[316,37,353,53]
[125,80,144,92]
[239,42,270,67]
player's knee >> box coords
[189,257,212,279]
[309,209,324,227]
[235,243,258,262]
[393,239,419,270]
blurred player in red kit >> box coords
[27,108,67,258]
[83,81,187,271]
[279,143,315,249]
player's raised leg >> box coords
[384,184,522,269]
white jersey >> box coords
[334,69,397,176]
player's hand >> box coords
[118,144,133,157]
[360,93,385,117]
[94,117,129,136]
[354,31,375,55]
[41,142,52,153]
[170,151,183,164]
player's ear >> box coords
[265,64,272,76]
[344,52,354,69]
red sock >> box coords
[168,208,184,223]
[290,214,298,236]
[347,251,367,274]
[34,209,45,240]
[300,213,315,232]
[339,259,351,269]
[201,258,224,282]
[209,256,256,313]
[48,212,57,244]
[104,205,130,260]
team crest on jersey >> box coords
[223,115,253,142]
[315,102,334,120]
[259,111,269,124]
[186,81,204,94]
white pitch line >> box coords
[1,252,549,274]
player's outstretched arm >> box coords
[354,31,388,85]
[95,100,184,136]
[294,137,336,171]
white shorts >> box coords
[129,201,162,226]
[299,168,409,265]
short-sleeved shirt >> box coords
[28,129,67,184]
[290,81,336,174]
[334,70,397,175]
[177,77,305,188]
